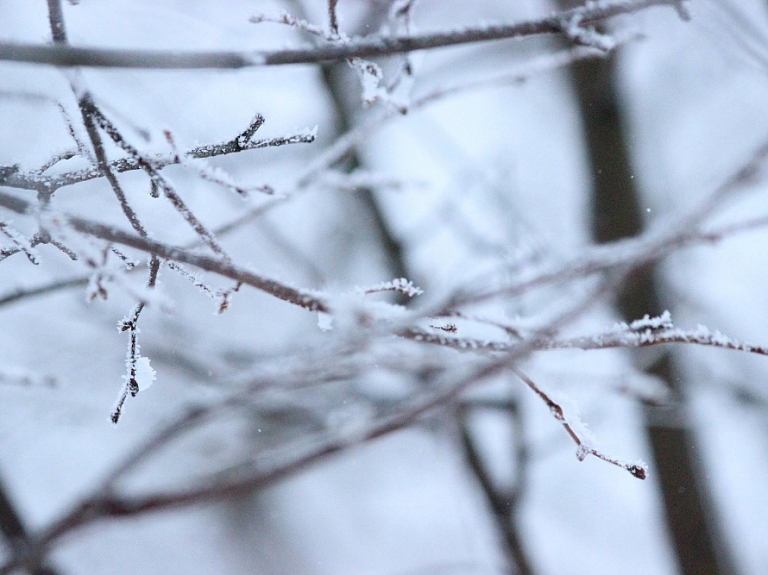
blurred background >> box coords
[1,1,768,574]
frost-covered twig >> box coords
[163,129,269,197]
[249,11,327,38]
[0,190,329,313]
[513,369,647,479]
[402,310,768,362]
[67,216,328,313]
[30,148,79,176]
[109,255,160,424]
[0,276,615,574]
[57,102,94,167]
[560,12,616,51]
[355,278,423,297]
[212,38,635,237]
[2,117,314,195]
[77,90,148,237]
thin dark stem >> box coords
[513,370,646,478]
[82,99,228,258]
[77,97,148,237]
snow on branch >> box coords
[560,12,616,51]
[355,278,424,297]
[401,311,768,362]
[0,190,326,313]
[0,0,682,69]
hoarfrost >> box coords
[134,356,156,392]
[350,58,386,107]
[355,277,424,297]
[628,310,673,331]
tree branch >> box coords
[0,0,680,69]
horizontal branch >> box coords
[67,217,328,312]
[0,190,327,313]
[0,0,679,69]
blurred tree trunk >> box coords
[556,3,737,571]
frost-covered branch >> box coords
[0,0,681,69]
[547,311,768,356]
[513,370,647,479]
[402,311,768,361]
[2,120,315,194]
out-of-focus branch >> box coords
[210,36,646,238]
[0,40,646,312]
[4,171,768,319]
[0,277,87,308]
[0,0,684,69]
[0,475,63,575]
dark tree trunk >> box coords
[562,32,737,575]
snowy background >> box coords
[1,1,768,574]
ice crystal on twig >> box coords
[562,12,616,51]
[167,261,242,314]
